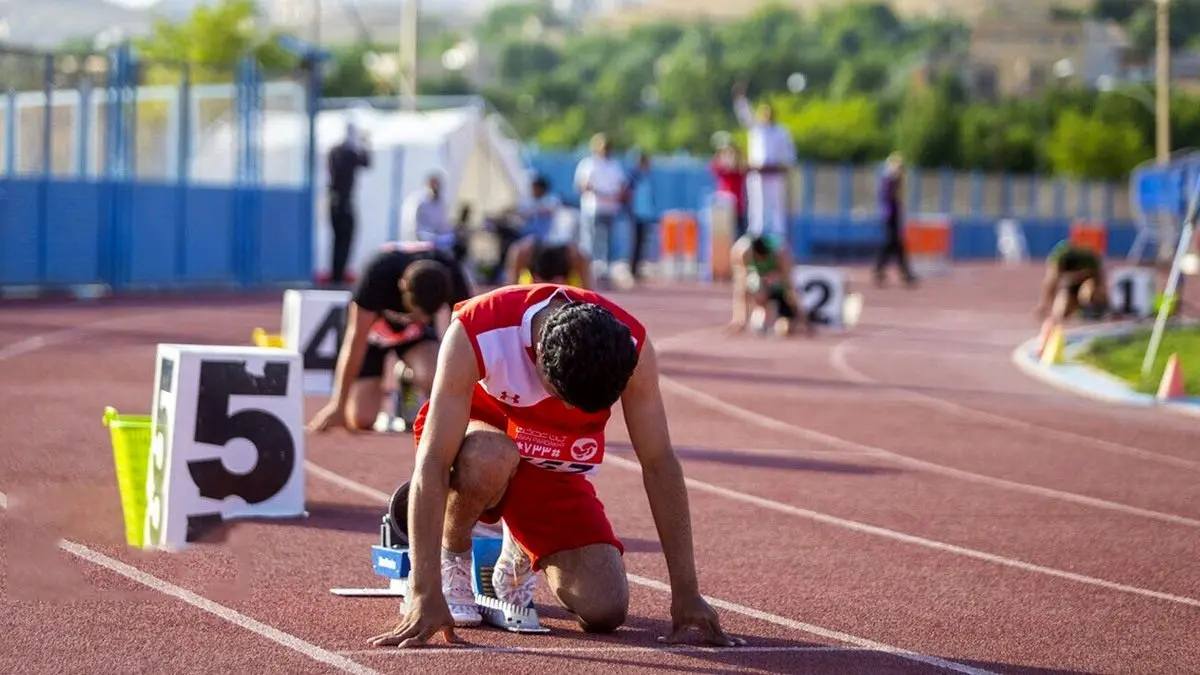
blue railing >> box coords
[525,149,1145,262]
[0,42,324,294]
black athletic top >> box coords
[352,243,472,320]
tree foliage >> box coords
[134,0,297,83]
[105,0,1200,181]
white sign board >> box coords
[281,290,351,395]
[791,266,848,328]
[1107,267,1156,319]
[147,344,306,551]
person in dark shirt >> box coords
[327,123,372,286]
[306,241,473,433]
[873,153,916,288]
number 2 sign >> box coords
[147,344,306,550]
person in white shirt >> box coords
[732,83,796,243]
[402,172,453,250]
[573,133,630,283]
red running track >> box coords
[1,264,1197,675]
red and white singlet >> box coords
[454,284,647,475]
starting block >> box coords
[330,511,549,633]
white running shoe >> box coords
[441,550,482,627]
[491,522,537,608]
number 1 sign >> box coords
[147,344,306,550]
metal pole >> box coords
[400,0,419,109]
[1156,0,1171,166]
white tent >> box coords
[189,103,532,280]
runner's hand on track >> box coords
[368,593,461,648]
[306,403,346,433]
[659,593,746,647]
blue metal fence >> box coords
[526,150,1142,263]
[0,42,323,294]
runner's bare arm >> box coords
[408,320,480,597]
[1036,263,1061,317]
[335,303,376,397]
[620,339,700,597]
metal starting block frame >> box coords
[331,514,549,633]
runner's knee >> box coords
[452,424,520,496]
[543,543,629,633]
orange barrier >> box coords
[904,214,952,275]
[659,210,699,279]
[1068,220,1107,256]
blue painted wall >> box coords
[0,43,322,293]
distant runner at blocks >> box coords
[306,241,474,432]
[501,174,592,288]
[1035,239,1110,327]
[367,283,743,649]
[727,234,812,337]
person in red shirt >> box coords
[710,144,748,238]
[368,284,742,649]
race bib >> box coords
[507,421,604,474]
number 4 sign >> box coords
[281,289,351,396]
[147,344,306,550]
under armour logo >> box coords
[499,391,520,404]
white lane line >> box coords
[305,463,994,675]
[604,455,1200,610]
[339,645,869,656]
[830,340,1200,472]
[654,371,1200,529]
[625,574,997,675]
[0,490,382,675]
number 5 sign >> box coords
[147,344,306,550]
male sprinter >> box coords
[507,238,593,288]
[367,284,743,649]
[1035,239,1110,323]
[307,241,474,432]
[727,235,809,336]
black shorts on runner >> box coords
[356,325,439,380]
[768,287,797,320]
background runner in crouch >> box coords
[728,235,810,336]
[306,241,474,432]
[368,284,743,649]
[1035,239,1109,325]
[509,238,592,288]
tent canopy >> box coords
[189,103,533,277]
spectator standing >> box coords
[873,153,917,287]
[573,133,629,282]
[710,143,748,238]
[732,83,795,243]
[326,122,372,287]
[623,152,656,280]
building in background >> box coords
[966,17,1128,98]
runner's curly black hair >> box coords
[537,301,639,413]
